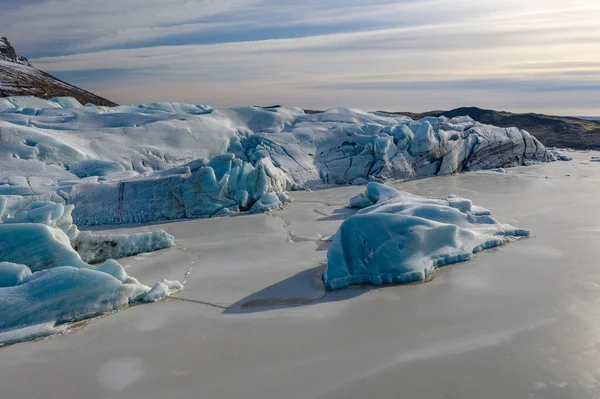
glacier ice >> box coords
[0,223,88,272]
[0,97,555,226]
[0,199,181,345]
[324,183,530,290]
[74,230,175,264]
[0,262,32,287]
[1,199,175,262]
[0,266,149,345]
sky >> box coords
[2,0,600,114]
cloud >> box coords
[3,0,439,55]
[2,0,600,114]
[314,77,600,93]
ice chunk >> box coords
[0,262,32,287]
[0,223,88,271]
[144,279,184,302]
[0,266,148,341]
[250,193,283,214]
[392,125,414,149]
[2,201,79,238]
[0,224,182,345]
[2,198,175,262]
[409,121,439,157]
[62,154,291,225]
[324,183,530,290]
[75,230,174,264]
[349,181,404,208]
[0,200,182,344]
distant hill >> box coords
[0,36,117,106]
[380,107,600,150]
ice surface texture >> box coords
[324,183,530,290]
[0,200,180,346]
[0,97,554,225]
[0,199,174,262]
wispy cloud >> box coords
[3,0,600,114]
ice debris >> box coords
[324,183,530,290]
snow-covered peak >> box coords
[0,36,31,66]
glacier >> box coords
[0,96,555,225]
[0,96,554,343]
[324,183,530,290]
[0,198,181,346]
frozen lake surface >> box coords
[2,151,600,399]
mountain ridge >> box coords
[0,36,117,106]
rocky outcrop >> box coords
[0,37,31,66]
[0,36,117,106]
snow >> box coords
[0,199,181,345]
[324,183,530,290]
[0,97,555,225]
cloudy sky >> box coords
[3,0,600,114]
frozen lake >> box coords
[2,151,600,399]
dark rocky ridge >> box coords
[0,36,117,106]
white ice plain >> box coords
[0,97,560,346]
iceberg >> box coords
[0,97,555,226]
[0,266,148,341]
[1,199,175,262]
[0,199,182,345]
[324,183,530,290]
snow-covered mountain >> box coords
[0,36,116,106]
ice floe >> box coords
[0,199,181,346]
[324,183,530,290]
